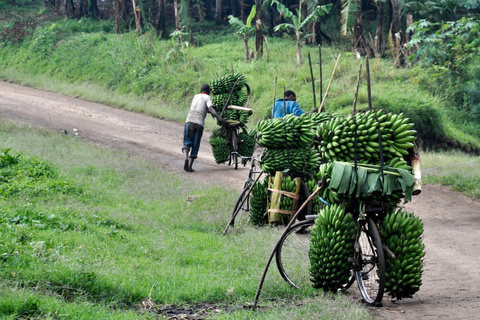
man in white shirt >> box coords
[183,84,227,172]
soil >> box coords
[1,80,479,320]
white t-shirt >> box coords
[185,93,214,126]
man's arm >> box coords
[208,106,227,126]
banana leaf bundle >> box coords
[328,161,415,203]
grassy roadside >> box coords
[0,14,478,153]
[0,118,372,319]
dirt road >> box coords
[1,80,479,319]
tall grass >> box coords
[0,118,372,319]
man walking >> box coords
[183,84,227,172]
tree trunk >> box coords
[156,0,165,37]
[174,0,180,29]
[405,13,413,59]
[254,0,263,59]
[65,0,75,17]
[88,0,99,18]
[353,5,374,57]
[77,0,87,17]
[374,0,384,56]
[215,0,223,22]
[296,32,302,64]
[243,36,250,62]
[54,0,61,15]
[132,0,142,32]
[114,0,127,33]
[391,0,404,66]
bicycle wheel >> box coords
[230,181,251,227]
[276,219,315,289]
[355,216,386,306]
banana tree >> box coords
[228,5,257,61]
[272,0,331,64]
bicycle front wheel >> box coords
[276,219,315,289]
[355,216,386,306]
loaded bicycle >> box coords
[275,202,386,306]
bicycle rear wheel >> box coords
[276,219,315,289]
[355,216,386,306]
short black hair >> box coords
[201,84,211,94]
[284,90,296,99]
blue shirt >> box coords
[271,99,305,118]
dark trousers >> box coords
[183,122,204,158]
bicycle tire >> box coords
[355,216,386,306]
[276,219,316,289]
[230,181,251,227]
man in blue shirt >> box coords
[271,90,318,118]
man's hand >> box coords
[218,117,228,126]
[311,107,319,113]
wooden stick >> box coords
[319,45,323,105]
[253,183,324,306]
[272,76,277,118]
[353,63,362,114]
[283,85,286,116]
[318,52,341,112]
[308,52,317,109]
[221,76,242,117]
[366,56,372,111]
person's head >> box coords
[284,90,296,101]
[201,84,211,95]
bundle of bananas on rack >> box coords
[305,178,323,213]
[256,113,316,149]
[210,72,246,95]
[316,110,416,163]
[250,180,268,226]
[260,148,321,175]
[209,135,230,164]
[380,209,425,300]
[238,131,256,164]
[209,72,255,161]
[310,203,356,292]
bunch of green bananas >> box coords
[210,72,247,95]
[270,175,298,211]
[212,90,248,113]
[380,209,425,300]
[256,113,316,149]
[304,111,333,127]
[310,203,356,292]
[316,109,416,162]
[260,148,321,175]
[250,179,268,226]
[305,178,323,213]
[217,109,250,126]
[238,131,256,161]
[209,136,230,164]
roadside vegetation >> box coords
[0,119,372,319]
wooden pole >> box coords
[272,76,277,118]
[319,45,323,106]
[353,63,363,114]
[283,85,286,116]
[253,183,324,306]
[366,56,372,111]
[308,52,317,110]
[318,52,341,112]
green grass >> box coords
[0,118,372,319]
[421,151,480,198]
[0,15,478,147]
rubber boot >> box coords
[187,158,195,172]
[183,149,189,172]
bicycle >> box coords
[275,204,386,306]
[222,105,253,170]
[223,153,314,234]
[223,153,263,234]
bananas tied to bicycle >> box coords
[380,209,425,300]
[316,109,417,163]
[310,203,356,292]
[256,113,316,149]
